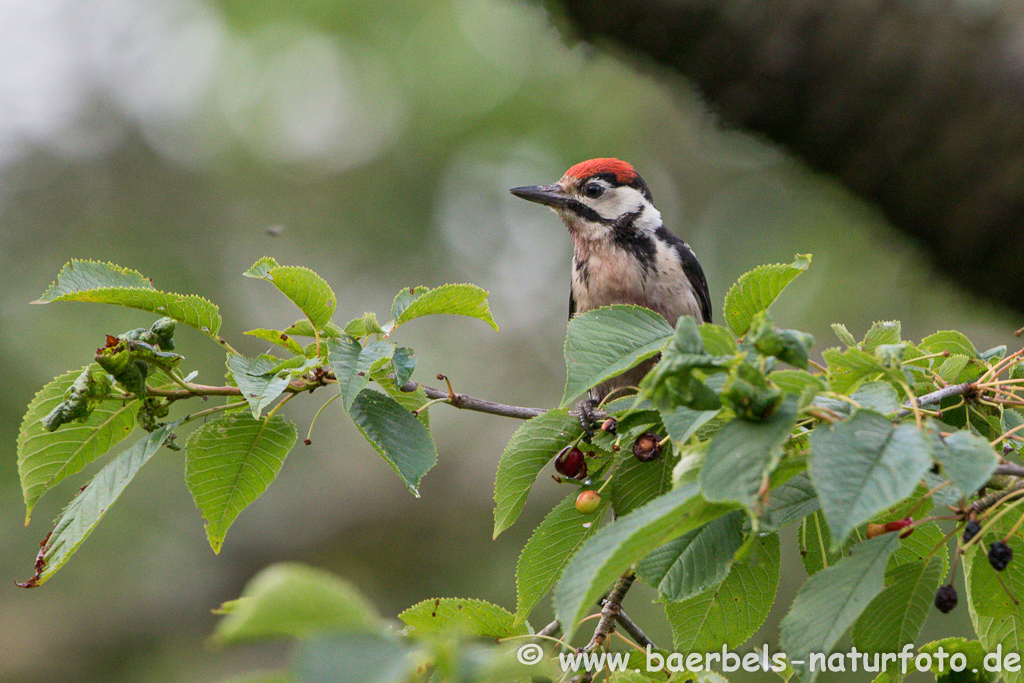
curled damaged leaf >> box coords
[40,366,112,432]
[749,311,814,369]
[94,335,183,397]
[640,316,727,412]
[120,317,177,351]
[721,362,784,421]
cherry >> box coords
[633,432,662,462]
[989,541,1013,571]
[933,584,958,613]
[555,446,587,479]
[575,490,602,515]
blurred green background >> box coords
[1,0,1016,681]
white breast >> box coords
[571,238,702,326]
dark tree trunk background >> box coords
[555,0,1024,316]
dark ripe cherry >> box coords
[989,541,1013,571]
[933,584,958,613]
[962,520,981,544]
[555,446,586,479]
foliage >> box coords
[17,259,496,586]
[15,256,1024,683]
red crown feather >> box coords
[563,158,637,184]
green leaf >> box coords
[700,397,798,508]
[981,345,1008,362]
[852,557,945,653]
[227,355,292,419]
[375,376,431,431]
[561,305,673,406]
[832,323,857,347]
[246,262,336,330]
[937,355,971,384]
[964,515,1024,683]
[799,510,847,576]
[34,260,222,336]
[851,381,901,415]
[661,405,720,446]
[514,493,609,624]
[765,473,819,530]
[889,520,948,575]
[328,338,394,411]
[919,638,995,683]
[392,347,416,386]
[822,346,887,394]
[809,410,932,545]
[780,533,900,683]
[611,446,679,517]
[391,283,498,331]
[343,312,386,339]
[348,389,436,496]
[400,598,526,638]
[243,256,279,278]
[283,319,343,339]
[921,330,978,358]
[722,254,811,337]
[18,365,138,522]
[636,509,747,601]
[213,563,379,643]
[770,369,827,399]
[186,413,297,553]
[18,423,176,587]
[932,429,998,497]
[553,483,734,642]
[861,321,902,352]
[294,633,414,683]
[493,409,582,538]
[664,532,780,652]
[698,323,738,356]
[243,328,305,355]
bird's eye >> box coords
[583,183,604,199]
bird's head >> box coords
[510,158,659,242]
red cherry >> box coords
[555,446,587,479]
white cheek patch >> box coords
[592,186,649,222]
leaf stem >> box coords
[992,422,1024,448]
[178,400,245,426]
[306,393,341,444]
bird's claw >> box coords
[577,397,614,440]
[576,399,597,441]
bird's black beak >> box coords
[509,184,569,209]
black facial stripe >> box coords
[564,199,611,224]
[612,207,656,274]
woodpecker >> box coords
[511,158,712,407]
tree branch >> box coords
[996,463,1024,478]
[398,380,547,420]
[896,381,975,418]
[584,570,636,653]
